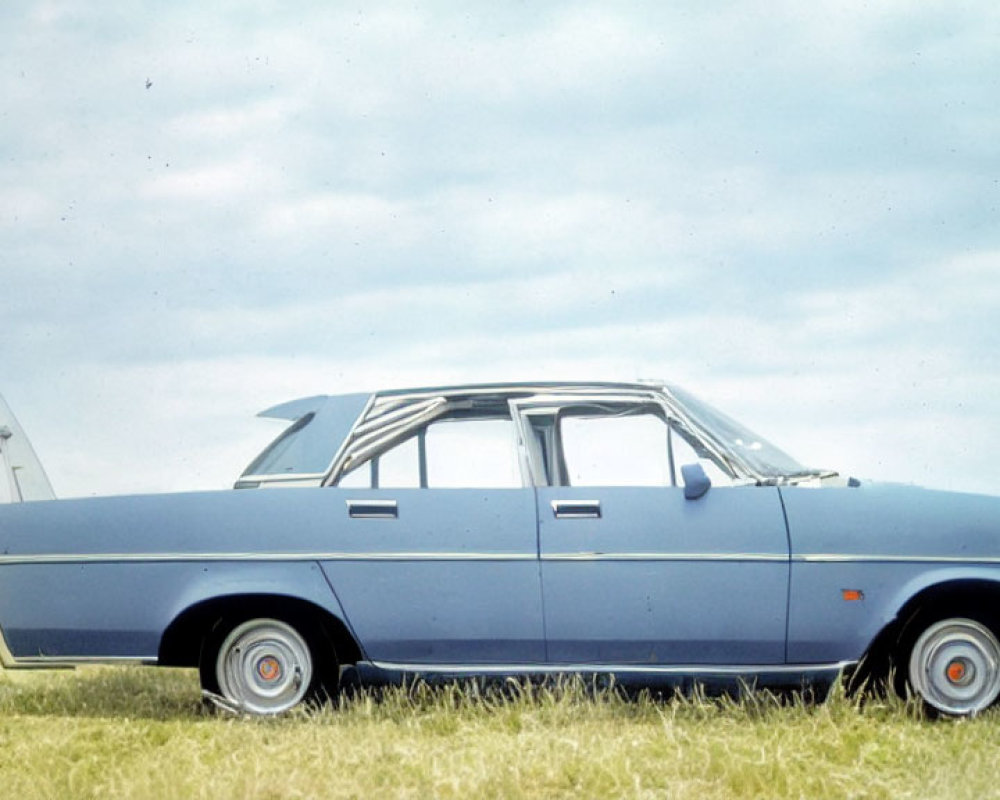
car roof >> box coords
[258,381,669,421]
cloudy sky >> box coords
[2,1,998,498]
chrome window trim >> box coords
[351,397,446,437]
[247,381,807,490]
[508,389,750,487]
[326,397,450,485]
[322,391,378,483]
[509,391,666,488]
[237,471,327,483]
[346,399,448,460]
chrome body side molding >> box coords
[7,551,1000,566]
[351,659,855,688]
[793,554,1000,564]
[0,551,538,565]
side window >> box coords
[557,410,736,488]
[337,417,522,489]
[560,413,669,487]
[424,419,521,488]
[335,460,375,488]
[668,428,735,487]
[376,435,421,488]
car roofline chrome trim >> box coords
[372,381,668,401]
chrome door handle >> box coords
[347,499,398,519]
[551,500,602,519]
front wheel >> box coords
[906,617,1000,716]
[202,617,328,714]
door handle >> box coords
[551,499,602,519]
[347,499,398,519]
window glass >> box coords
[377,434,421,488]
[335,462,372,488]
[338,416,522,489]
[558,411,736,488]
[670,428,736,487]
[425,418,521,488]
[560,413,669,487]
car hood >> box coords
[780,481,1000,559]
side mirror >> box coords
[681,462,711,500]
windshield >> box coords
[666,385,815,479]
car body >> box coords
[1,381,999,715]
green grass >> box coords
[1,667,999,799]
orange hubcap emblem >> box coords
[257,656,281,682]
[946,660,967,683]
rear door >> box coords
[320,414,545,665]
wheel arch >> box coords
[157,593,363,669]
[856,576,1000,681]
[894,577,1000,628]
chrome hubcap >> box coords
[216,619,312,714]
[909,618,1000,716]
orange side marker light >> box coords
[842,589,864,602]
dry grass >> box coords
[1,666,999,799]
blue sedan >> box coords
[1,382,998,716]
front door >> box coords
[514,401,790,665]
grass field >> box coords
[1,667,999,799]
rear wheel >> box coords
[200,617,335,714]
[906,616,1000,716]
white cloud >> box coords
[262,192,415,238]
[142,157,278,199]
[168,97,302,141]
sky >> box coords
[2,1,998,498]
